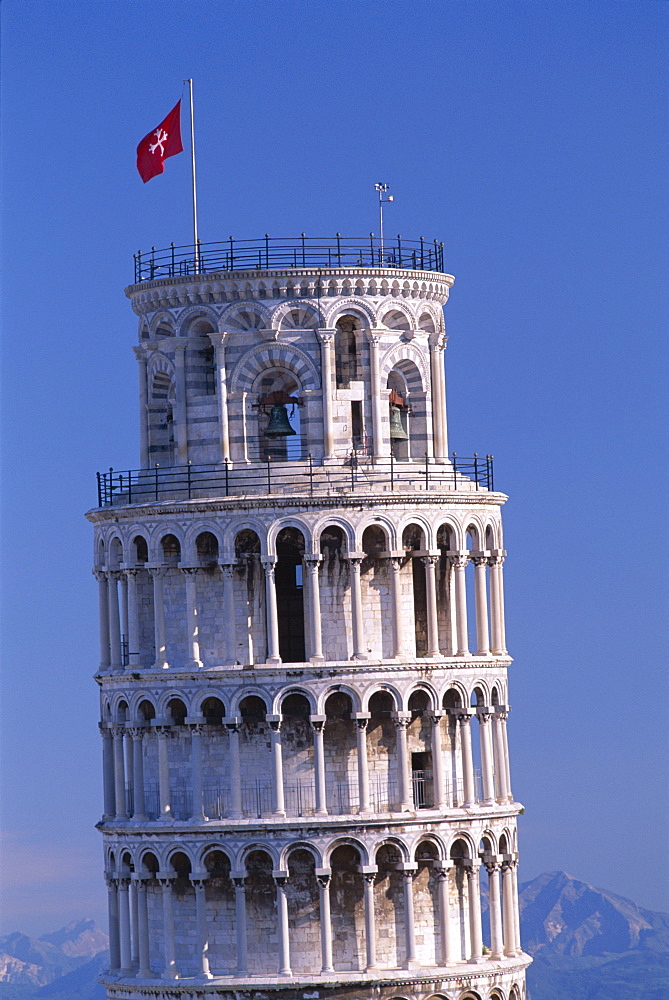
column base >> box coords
[187,659,203,670]
[310,655,325,664]
[161,971,180,980]
[265,656,282,665]
[137,969,153,979]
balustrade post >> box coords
[157,874,179,979]
[232,876,248,975]
[393,712,413,811]
[310,716,328,815]
[273,872,291,975]
[190,875,213,979]
[361,868,378,970]
[267,716,285,816]
[315,869,334,973]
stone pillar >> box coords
[232,876,248,975]
[220,563,237,664]
[457,712,476,807]
[214,334,230,463]
[502,860,517,956]
[267,716,285,816]
[361,869,378,970]
[512,858,522,956]
[310,715,328,815]
[367,331,385,460]
[429,335,445,459]
[389,555,405,657]
[157,874,179,979]
[305,556,324,661]
[354,713,371,814]
[472,555,490,656]
[100,724,115,819]
[131,880,139,967]
[226,720,243,818]
[135,349,149,469]
[393,712,413,811]
[120,574,129,667]
[118,876,132,973]
[489,551,507,654]
[477,710,496,806]
[105,875,121,972]
[95,571,111,671]
[451,554,470,656]
[465,864,483,963]
[428,712,445,810]
[501,709,513,802]
[316,869,334,973]
[492,709,510,803]
[189,722,206,821]
[155,725,172,821]
[485,861,504,960]
[191,875,213,979]
[112,726,127,820]
[149,568,168,669]
[127,726,146,821]
[348,553,366,660]
[422,554,441,656]
[400,866,418,968]
[134,876,151,978]
[182,568,202,668]
[173,344,188,465]
[262,558,281,664]
[317,330,335,459]
[436,865,457,965]
[108,572,122,671]
[124,569,141,668]
[273,872,291,975]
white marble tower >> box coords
[89,235,530,1000]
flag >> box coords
[136,101,183,183]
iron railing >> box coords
[133,234,445,283]
[96,453,494,507]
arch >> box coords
[132,696,156,722]
[362,683,402,713]
[322,296,376,329]
[418,310,438,334]
[319,683,362,715]
[372,836,409,864]
[219,300,271,331]
[198,695,226,724]
[266,516,312,555]
[272,302,320,331]
[354,514,396,551]
[324,836,369,867]
[275,686,317,716]
[195,530,219,566]
[148,312,176,338]
[160,533,181,565]
[177,305,220,339]
[313,516,355,554]
[405,682,439,713]
[131,534,149,564]
[281,840,323,870]
[380,341,429,390]
[380,306,413,331]
[230,342,320,394]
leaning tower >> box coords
[90,234,530,1000]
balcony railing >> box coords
[96,453,494,507]
[132,234,445,282]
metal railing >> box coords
[96,453,494,507]
[133,234,445,283]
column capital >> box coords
[225,717,242,733]
[304,554,323,569]
[260,555,277,568]
[189,874,209,889]
[315,867,332,888]
[93,569,108,583]
[181,565,200,577]
[272,869,289,887]
[420,553,441,568]
[156,872,177,886]
[148,564,168,578]
[316,328,336,344]
[360,866,378,884]
[366,330,383,346]
[449,551,470,570]
[347,551,365,564]
[266,714,282,732]
[231,874,246,888]
[428,331,448,351]
[471,554,490,568]
[125,724,147,740]
[392,710,412,729]
[105,873,119,889]
[131,873,151,885]
[309,714,326,733]
[427,710,445,725]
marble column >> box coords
[502,860,517,956]
[95,571,111,672]
[477,711,496,806]
[214,334,231,463]
[189,722,206,821]
[361,869,378,970]
[389,555,405,657]
[393,712,413,811]
[401,867,418,968]
[226,720,243,818]
[100,724,115,819]
[149,568,168,669]
[182,568,202,668]
[451,554,470,656]
[488,551,507,655]
[174,344,188,465]
[112,726,127,820]
[310,716,328,815]
[492,710,510,803]
[354,714,371,814]
[318,331,335,459]
[367,331,384,461]
[120,574,129,667]
[512,859,522,956]
[348,554,366,660]
[485,861,504,960]
[135,349,149,469]
[127,726,146,821]
[422,554,441,656]
[316,870,334,973]
[155,726,172,821]
[305,556,323,661]
[232,876,248,975]
[105,875,121,972]
[436,865,457,965]
[472,555,490,656]
[262,558,281,664]
[108,572,122,671]
[134,876,152,978]
[465,864,483,963]
[268,717,285,816]
[273,873,291,975]
[124,569,141,668]
[191,876,213,978]
[220,563,237,664]
[131,880,139,967]
[501,710,513,802]
[429,336,444,459]
[118,876,132,973]
[457,712,476,808]
[157,875,179,979]
[428,712,445,809]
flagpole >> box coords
[184,78,200,271]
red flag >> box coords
[136,101,183,183]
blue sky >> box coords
[1,0,667,936]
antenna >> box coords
[374,183,394,262]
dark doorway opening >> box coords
[276,527,305,662]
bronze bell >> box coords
[265,403,296,437]
[389,404,409,440]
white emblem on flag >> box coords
[149,128,168,156]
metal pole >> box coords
[184,79,200,271]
